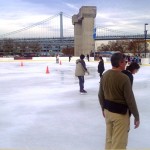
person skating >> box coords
[122,62,140,86]
[98,52,140,150]
[98,56,105,81]
[86,54,90,62]
[75,54,89,94]
[69,55,72,62]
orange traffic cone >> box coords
[46,66,50,74]
[59,60,62,65]
[20,62,23,66]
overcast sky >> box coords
[0,0,150,36]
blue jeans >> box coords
[78,76,84,91]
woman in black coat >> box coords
[122,62,140,86]
[98,56,105,78]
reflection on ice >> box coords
[0,61,150,149]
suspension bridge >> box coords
[0,12,149,40]
[0,12,150,56]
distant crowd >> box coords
[125,55,142,65]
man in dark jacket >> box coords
[98,56,105,78]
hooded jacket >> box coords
[75,59,88,76]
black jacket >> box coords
[122,70,133,86]
[98,61,105,73]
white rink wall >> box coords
[141,58,150,64]
[0,57,14,61]
[32,56,95,62]
[0,57,150,64]
[0,57,95,62]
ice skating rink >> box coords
[0,60,150,150]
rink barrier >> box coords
[141,58,150,65]
[0,57,14,61]
[0,57,150,65]
[32,56,95,62]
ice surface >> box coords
[0,61,150,150]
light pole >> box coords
[144,23,148,58]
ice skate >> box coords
[80,90,87,94]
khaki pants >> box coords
[104,109,130,150]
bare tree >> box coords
[97,39,149,56]
[2,38,14,56]
[29,41,41,55]
[0,40,3,56]
[62,47,74,56]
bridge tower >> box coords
[60,12,63,38]
[72,6,97,56]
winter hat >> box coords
[80,54,85,60]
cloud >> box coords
[0,0,55,35]
[96,8,150,34]
[0,0,150,37]
[64,3,78,10]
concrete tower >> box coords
[72,6,97,56]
